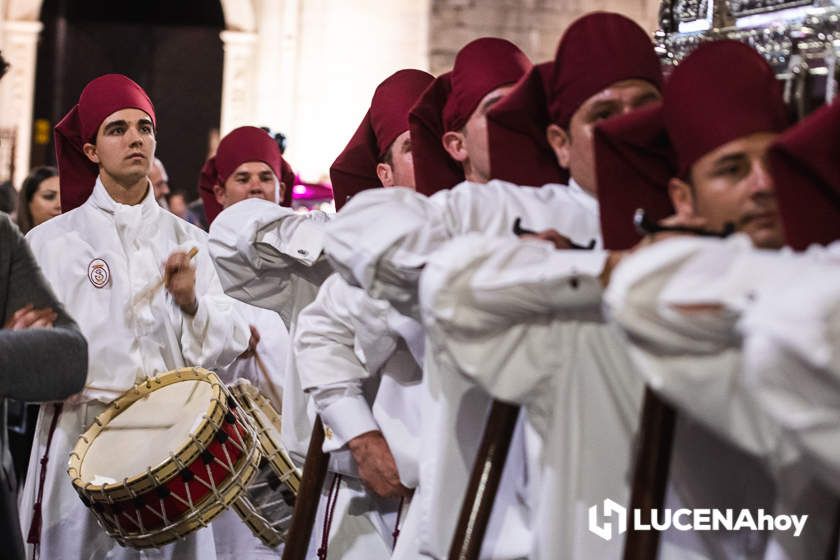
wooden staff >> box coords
[448,399,521,560]
[254,350,284,410]
[824,501,840,560]
[448,218,594,558]
[623,209,740,559]
[282,416,329,560]
[622,388,676,560]
[625,391,840,560]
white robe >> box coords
[213,304,290,558]
[605,234,839,559]
[738,243,840,491]
[208,198,398,558]
[20,178,250,560]
[208,197,333,463]
[215,304,288,411]
[295,273,425,558]
[296,273,424,488]
[324,179,602,559]
[418,232,640,560]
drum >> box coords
[229,379,301,547]
[67,367,260,549]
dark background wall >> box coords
[31,0,225,200]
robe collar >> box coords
[568,177,599,218]
[89,175,159,218]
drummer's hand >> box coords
[4,304,57,330]
[164,251,198,315]
[239,325,260,359]
[348,431,411,499]
[519,228,575,250]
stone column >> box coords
[253,0,297,132]
[219,30,258,136]
[0,19,42,186]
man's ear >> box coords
[668,176,696,218]
[442,130,468,163]
[278,181,287,202]
[376,162,394,187]
[82,142,99,164]
[546,123,571,170]
[212,184,226,206]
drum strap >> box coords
[392,496,406,549]
[316,473,342,559]
[27,402,64,559]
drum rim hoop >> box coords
[231,494,284,548]
[68,367,236,499]
[229,379,301,493]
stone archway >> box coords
[0,0,260,187]
[218,0,256,32]
[217,0,263,135]
[0,0,44,186]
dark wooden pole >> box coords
[824,501,840,560]
[448,400,521,560]
[282,416,329,560]
[623,389,677,560]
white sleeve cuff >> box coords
[262,215,327,266]
[319,394,379,452]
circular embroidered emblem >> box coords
[88,258,111,289]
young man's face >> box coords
[549,79,661,194]
[443,85,513,183]
[669,132,785,249]
[85,108,156,186]
[214,161,280,208]
[377,130,415,188]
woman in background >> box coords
[16,166,60,235]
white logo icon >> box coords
[588,499,628,541]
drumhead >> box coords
[80,379,214,483]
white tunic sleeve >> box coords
[295,274,393,451]
[604,234,800,459]
[212,304,288,411]
[175,244,251,370]
[208,198,334,325]
[306,383,379,453]
[324,181,602,320]
[419,233,607,404]
[323,187,452,319]
[740,262,840,489]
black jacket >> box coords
[0,213,87,560]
